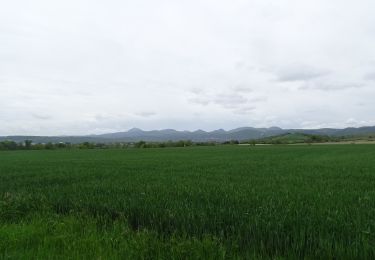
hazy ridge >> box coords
[1,126,375,143]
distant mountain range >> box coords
[1,126,375,143]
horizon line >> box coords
[1,125,375,137]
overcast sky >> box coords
[1,0,375,135]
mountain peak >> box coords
[128,128,143,133]
[2,125,375,143]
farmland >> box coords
[1,145,375,259]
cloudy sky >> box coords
[1,0,375,135]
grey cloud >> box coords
[275,65,330,82]
[32,113,52,120]
[233,106,256,115]
[364,72,375,81]
[189,90,266,114]
[189,92,248,109]
[189,88,205,95]
[234,61,246,70]
[249,96,267,103]
[134,111,157,117]
[189,97,210,106]
[94,114,110,121]
[300,81,364,91]
[232,85,253,93]
[213,93,248,109]
[356,102,366,107]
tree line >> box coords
[0,139,223,150]
[1,133,359,151]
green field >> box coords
[1,145,375,259]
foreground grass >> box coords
[1,145,375,259]
[1,214,228,259]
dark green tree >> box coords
[24,139,33,149]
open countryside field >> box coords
[1,145,375,259]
